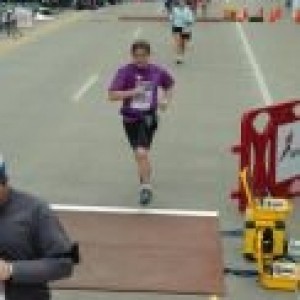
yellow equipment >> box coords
[234,167,299,291]
[257,230,300,291]
[239,167,292,261]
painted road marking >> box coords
[72,25,142,103]
[235,22,273,105]
[72,74,99,102]
[52,204,219,217]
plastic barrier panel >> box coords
[231,100,300,212]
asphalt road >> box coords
[0,1,299,299]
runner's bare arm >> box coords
[163,88,173,102]
[108,88,142,102]
[108,67,144,102]
[159,87,173,111]
[108,90,134,102]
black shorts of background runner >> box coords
[172,26,191,40]
[123,112,158,150]
[172,26,183,34]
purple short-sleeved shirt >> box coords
[109,63,174,121]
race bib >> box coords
[130,81,153,111]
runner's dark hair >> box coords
[131,40,151,55]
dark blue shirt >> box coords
[0,188,74,300]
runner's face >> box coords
[132,48,150,67]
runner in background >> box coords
[108,40,174,206]
[170,0,194,64]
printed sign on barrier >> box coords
[277,121,300,183]
[231,100,300,212]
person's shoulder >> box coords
[113,64,134,79]
[150,63,169,74]
[117,63,134,73]
[10,188,50,212]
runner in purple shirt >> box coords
[108,40,174,206]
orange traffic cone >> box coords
[294,9,300,23]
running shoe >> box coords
[139,188,153,206]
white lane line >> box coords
[235,22,273,105]
[72,74,99,102]
[51,204,219,217]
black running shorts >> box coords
[123,112,158,150]
[172,27,191,40]
[172,26,183,34]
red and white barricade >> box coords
[231,100,300,212]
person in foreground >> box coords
[108,39,175,206]
[0,155,77,300]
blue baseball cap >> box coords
[0,155,7,183]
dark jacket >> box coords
[0,189,74,300]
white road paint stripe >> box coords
[72,74,99,102]
[235,22,273,105]
[225,0,273,105]
[51,204,219,217]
